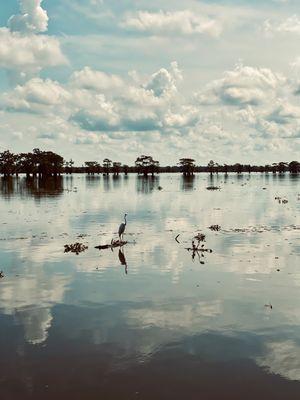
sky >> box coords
[0,0,300,165]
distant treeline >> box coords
[0,150,299,177]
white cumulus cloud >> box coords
[197,63,286,107]
[8,0,49,34]
[0,28,67,77]
[145,61,183,97]
[0,1,66,82]
[4,78,71,113]
[122,10,222,37]
[263,15,300,35]
[0,28,67,79]
[70,66,124,91]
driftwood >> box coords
[175,234,180,243]
[95,239,127,250]
[264,303,273,310]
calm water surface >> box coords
[0,173,299,399]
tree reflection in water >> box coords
[181,175,195,191]
[0,176,64,200]
[136,175,160,194]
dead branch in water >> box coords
[186,236,212,264]
[185,243,213,253]
[95,239,127,250]
[175,234,180,243]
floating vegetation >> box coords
[209,225,221,231]
[275,196,288,204]
[0,271,4,279]
[223,225,300,234]
[0,236,29,241]
[194,233,206,242]
[206,186,220,191]
[64,243,88,255]
[76,234,90,239]
[95,239,127,250]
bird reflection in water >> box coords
[118,248,128,275]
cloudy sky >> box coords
[0,0,300,165]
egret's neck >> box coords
[124,216,127,225]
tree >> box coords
[123,164,129,175]
[178,158,195,176]
[113,162,121,176]
[135,155,159,176]
[207,160,215,175]
[288,161,300,173]
[0,150,63,178]
[0,150,18,177]
[85,161,100,175]
[275,162,288,174]
[245,164,251,174]
[264,164,271,173]
[234,163,243,174]
[32,148,64,177]
[18,152,37,178]
[103,158,112,175]
[65,159,75,174]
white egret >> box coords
[118,214,127,241]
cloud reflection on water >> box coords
[0,173,299,389]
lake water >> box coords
[0,173,299,399]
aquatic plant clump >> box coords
[209,225,221,231]
[64,243,88,255]
[194,233,206,242]
[206,186,220,191]
[275,197,288,204]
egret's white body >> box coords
[118,214,127,240]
